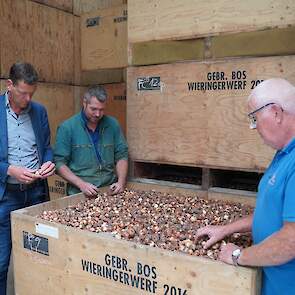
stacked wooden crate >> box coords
[78,0,127,135]
[127,0,295,200]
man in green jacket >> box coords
[54,86,128,197]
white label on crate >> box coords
[35,223,59,239]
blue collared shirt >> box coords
[81,110,102,163]
[5,92,40,183]
[252,137,295,295]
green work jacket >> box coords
[54,112,128,195]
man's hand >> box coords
[195,225,228,249]
[219,243,241,265]
[37,161,55,178]
[78,181,99,198]
[109,181,125,195]
[7,165,39,184]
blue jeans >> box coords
[0,184,47,295]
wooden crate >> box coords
[47,174,67,200]
[128,0,295,43]
[81,4,128,71]
[0,80,75,143]
[11,181,260,295]
[73,0,126,16]
[30,0,73,13]
[127,56,295,171]
[0,0,75,84]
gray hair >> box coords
[9,62,38,85]
[83,86,107,103]
[248,78,295,114]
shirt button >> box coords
[18,135,20,138]
[18,147,21,150]
[17,123,20,126]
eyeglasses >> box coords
[13,84,34,98]
[247,103,275,129]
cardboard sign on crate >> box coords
[11,181,260,295]
[127,56,295,172]
[47,174,67,200]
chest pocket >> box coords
[101,143,114,165]
[72,144,96,167]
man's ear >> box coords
[273,104,284,123]
[6,79,13,91]
[82,98,87,109]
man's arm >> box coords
[195,214,253,249]
[41,107,53,163]
[57,164,98,197]
[220,221,295,266]
[0,162,9,184]
[54,123,98,197]
[109,119,128,195]
[110,159,128,194]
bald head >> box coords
[248,78,295,114]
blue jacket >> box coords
[0,93,53,200]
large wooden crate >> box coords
[128,0,295,43]
[11,181,260,295]
[0,0,75,84]
[127,56,295,171]
[81,4,128,71]
[0,80,75,143]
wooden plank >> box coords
[105,83,126,135]
[127,56,295,171]
[208,187,256,206]
[80,68,126,85]
[81,4,128,70]
[47,174,67,200]
[130,39,204,66]
[209,26,295,59]
[128,0,295,43]
[11,181,260,295]
[73,15,81,86]
[130,27,295,66]
[73,0,125,16]
[129,178,205,198]
[0,0,75,84]
[0,80,75,143]
[29,0,73,13]
[33,83,75,143]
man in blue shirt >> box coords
[0,62,55,294]
[196,78,295,295]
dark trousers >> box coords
[0,184,46,295]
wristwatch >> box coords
[232,248,242,266]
